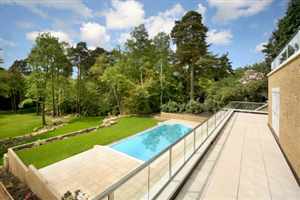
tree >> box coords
[101,65,133,114]
[10,59,31,75]
[47,38,71,117]
[246,61,270,76]
[89,54,111,79]
[171,11,208,100]
[27,33,69,125]
[69,42,90,115]
[69,43,106,115]
[125,24,153,85]
[8,63,25,113]
[153,32,171,106]
[0,68,9,98]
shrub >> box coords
[161,100,204,114]
[185,100,203,114]
[161,101,180,113]
[125,86,152,114]
[178,103,186,113]
[203,98,219,112]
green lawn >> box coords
[0,113,42,139]
[0,115,103,166]
[17,116,158,169]
[0,112,102,141]
[31,116,103,140]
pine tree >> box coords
[171,11,208,100]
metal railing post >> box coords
[108,192,114,200]
[206,121,209,137]
[201,124,203,141]
[169,148,172,178]
[214,112,217,128]
[184,137,186,161]
[193,129,196,151]
[147,166,150,200]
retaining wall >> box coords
[5,148,60,200]
[7,149,27,183]
[26,165,59,200]
[159,112,209,122]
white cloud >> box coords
[80,22,110,49]
[118,32,131,44]
[207,29,233,45]
[0,37,16,47]
[208,0,273,22]
[0,0,92,18]
[255,42,267,52]
[103,0,145,29]
[196,3,206,21]
[26,30,73,44]
[145,3,185,38]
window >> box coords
[272,88,280,137]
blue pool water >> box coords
[110,123,192,161]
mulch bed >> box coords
[0,168,40,200]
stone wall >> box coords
[7,149,27,183]
[25,165,60,200]
[159,112,209,122]
[6,148,60,200]
[268,52,300,181]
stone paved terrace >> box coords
[175,112,300,200]
[39,145,143,199]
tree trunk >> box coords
[36,101,39,115]
[160,62,163,107]
[10,92,14,112]
[57,89,60,116]
[112,86,121,114]
[13,93,17,113]
[190,64,194,100]
[57,87,62,116]
[51,72,56,117]
[42,101,46,126]
[77,65,81,115]
[140,71,143,86]
[11,91,17,113]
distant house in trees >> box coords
[268,29,300,181]
[239,69,264,84]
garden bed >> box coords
[0,168,40,200]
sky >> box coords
[0,0,288,69]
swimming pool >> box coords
[110,123,192,161]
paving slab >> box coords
[176,112,300,200]
[39,145,142,199]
